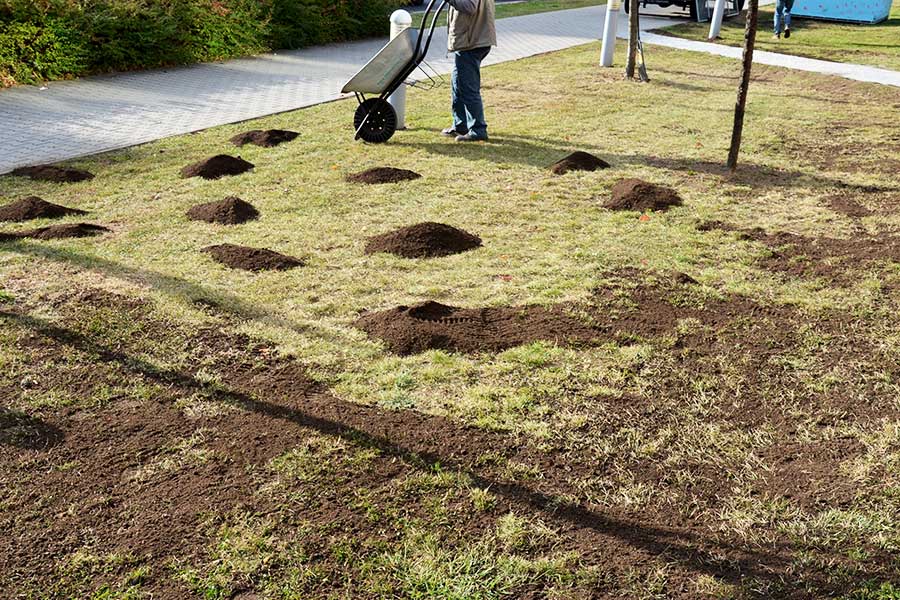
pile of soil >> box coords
[10,165,94,183]
[365,222,482,258]
[346,167,421,184]
[0,197,86,222]
[550,151,610,175]
[0,223,109,241]
[604,179,683,212]
[25,223,110,240]
[230,129,299,148]
[354,300,603,355]
[180,155,254,180]
[202,244,302,272]
[186,197,259,225]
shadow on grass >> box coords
[0,406,65,450]
[397,132,900,192]
[1,305,886,596]
[0,242,317,337]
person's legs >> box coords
[455,47,491,140]
[449,56,469,134]
[774,0,784,35]
[783,0,793,36]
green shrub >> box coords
[0,0,396,86]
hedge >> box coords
[0,0,398,87]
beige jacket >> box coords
[447,0,496,52]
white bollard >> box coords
[389,10,412,129]
[708,0,728,40]
[600,0,623,67]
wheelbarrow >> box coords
[341,0,448,143]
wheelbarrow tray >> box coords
[341,28,419,95]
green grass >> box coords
[658,0,900,71]
[2,38,900,598]
[411,0,604,28]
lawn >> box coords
[658,0,900,71]
[1,39,900,599]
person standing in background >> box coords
[774,0,794,39]
[442,0,496,142]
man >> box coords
[442,0,496,142]
[773,0,794,39]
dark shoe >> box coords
[442,126,466,136]
[772,33,781,40]
[455,132,487,143]
[784,27,791,38]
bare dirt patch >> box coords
[186,196,259,225]
[180,155,254,179]
[364,222,482,258]
[354,300,604,355]
[604,178,683,212]
[550,151,610,175]
[230,129,299,148]
[759,438,862,510]
[201,244,302,272]
[346,167,421,184]
[1,283,896,598]
[9,165,94,183]
[0,197,86,222]
[698,220,900,282]
[826,195,873,218]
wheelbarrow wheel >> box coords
[354,98,397,143]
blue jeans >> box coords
[775,0,794,34]
[451,46,491,139]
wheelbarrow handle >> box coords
[413,0,448,62]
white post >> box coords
[600,0,622,67]
[389,10,412,129]
[708,0,728,40]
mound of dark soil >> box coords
[230,129,299,148]
[1,223,109,242]
[181,155,254,180]
[10,165,94,183]
[550,151,611,175]
[186,197,259,225]
[355,300,603,355]
[25,223,110,240]
[365,222,482,258]
[0,197,86,222]
[346,167,421,184]
[604,179,683,212]
[202,244,302,272]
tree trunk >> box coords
[626,0,639,79]
[727,0,759,171]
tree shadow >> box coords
[1,306,885,596]
[0,406,64,450]
[395,132,899,193]
[0,241,334,340]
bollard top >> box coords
[390,9,413,26]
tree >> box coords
[727,0,760,171]
[625,0,640,79]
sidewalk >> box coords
[1,4,898,175]
[643,32,900,88]
[0,6,670,175]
